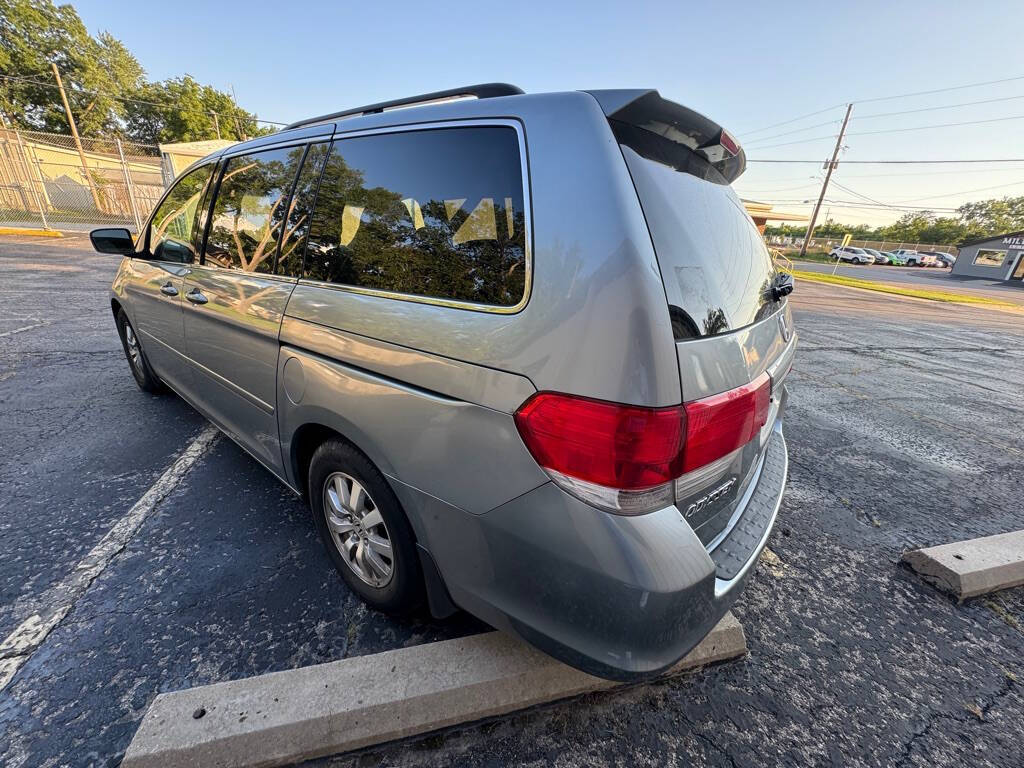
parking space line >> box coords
[0,320,46,338]
[0,425,220,691]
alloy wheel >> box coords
[322,471,394,587]
[124,323,143,374]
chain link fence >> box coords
[0,129,165,233]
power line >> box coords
[737,104,846,136]
[852,93,1024,121]
[823,166,1024,179]
[846,113,1024,137]
[748,112,1024,151]
[749,158,1024,164]
[737,74,1024,137]
[743,119,842,145]
[894,179,1024,203]
[756,197,959,212]
[830,180,892,208]
[747,135,837,150]
[852,74,1024,105]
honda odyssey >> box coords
[91,84,795,681]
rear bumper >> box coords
[393,420,788,682]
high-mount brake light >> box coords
[514,374,772,515]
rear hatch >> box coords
[590,89,795,546]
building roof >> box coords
[958,229,1024,247]
[741,199,808,223]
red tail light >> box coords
[514,393,685,490]
[515,374,772,515]
[682,373,771,473]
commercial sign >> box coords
[1001,235,1024,248]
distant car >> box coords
[830,246,874,264]
[923,251,956,268]
[863,248,889,265]
[882,251,906,266]
[892,249,936,267]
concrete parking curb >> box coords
[903,530,1024,601]
[123,613,746,768]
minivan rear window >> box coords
[621,145,780,336]
[304,126,527,307]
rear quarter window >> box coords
[303,125,528,308]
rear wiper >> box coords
[769,273,794,302]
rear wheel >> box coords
[309,439,424,615]
[116,308,162,393]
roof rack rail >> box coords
[284,83,525,130]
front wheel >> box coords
[309,439,424,615]
[116,308,162,393]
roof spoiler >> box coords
[587,89,746,183]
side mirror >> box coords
[90,227,135,255]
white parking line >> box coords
[0,425,220,691]
[0,320,46,338]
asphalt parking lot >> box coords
[2,235,1023,767]
[793,260,1024,306]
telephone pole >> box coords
[52,62,102,210]
[799,103,853,258]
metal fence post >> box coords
[116,138,143,232]
[13,129,49,230]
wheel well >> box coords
[291,423,345,501]
[111,298,122,322]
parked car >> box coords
[890,249,937,267]
[863,248,889,265]
[883,251,907,266]
[830,246,874,264]
[923,251,956,267]
[90,85,795,682]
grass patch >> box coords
[788,269,1020,309]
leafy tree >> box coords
[124,76,269,145]
[0,0,267,143]
[0,0,144,134]
[956,196,1024,235]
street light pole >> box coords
[799,103,853,258]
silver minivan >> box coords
[91,84,795,681]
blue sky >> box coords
[74,0,1024,226]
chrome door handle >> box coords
[160,282,178,296]
[185,289,208,305]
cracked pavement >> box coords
[1,239,1023,766]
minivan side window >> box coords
[204,145,307,274]
[146,163,213,263]
[304,126,527,307]
[276,142,330,278]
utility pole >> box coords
[211,111,221,140]
[799,103,852,258]
[52,62,102,210]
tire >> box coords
[115,308,163,393]
[309,439,424,615]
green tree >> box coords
[955,196,1024,236]
[0,0,267,142]
[123,76,269,145]
[0,0,144,134]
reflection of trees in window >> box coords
[150,165,212,259]
[703,307,728,336]
[305,134,527,306]
[205,146,306,273]
[278,143,329,277]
